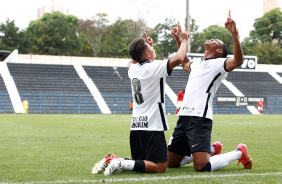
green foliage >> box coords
[241,37,258,55]
[252,8,282,45]
[26,12,81,56]
[79,37,94,57]
[2,9,281,63]
[98,18,132,58]
[0,19,21,51]
[97,17,147,58]
[253,42,282,64]
[192,25,233,54]
[151,18,178,58]
[0,114,281,183]
[77,13,109,57]
[242,8,282,64]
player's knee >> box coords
[156,165,166,173]
[195,162,211,172]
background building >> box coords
[263,0,282,14]
[37,0,69,19]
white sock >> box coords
[180,145,215,167]
[180,156,193,166]
[211,145,215,155]
[120,160,135,171]
[210,150,242,171]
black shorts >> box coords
[130,130,167,163]
[167,116,212,156]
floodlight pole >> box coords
[186,0,191,53]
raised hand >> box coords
[144,32,153,46]
[225,10,237,33]
[171,21,181,40]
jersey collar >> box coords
[202,57,216,61]
[139,60,150,65]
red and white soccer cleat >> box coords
[211,141,223,157]
[236,143,253,169]
[104,153,119,162]
[104,158,121,175]
[92,153,119,174]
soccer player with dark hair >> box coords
[167,11,253,172]
[93,22,190,175]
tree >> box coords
[26,12,81,56]
[151,18,178,59]
[97,18,148,58]
[241,8,282,64]
[98,18,131,58]
[191,25,233,54]
[189,18,201,52]
[251,8,282,45]
[126,18,147,40]
[77,13,108,56]
[241,37,258,56]
[253,42,282,64]
[0,18,21,51]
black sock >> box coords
[133,160,145,172]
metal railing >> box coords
[0,92,281,114]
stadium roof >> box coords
[0,50,11,61]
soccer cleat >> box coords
[211,141,223,157]
[104,158,121,175]
[92,153,119,174]
[236,143,253,169]
[92,158,108,174]
[104,153,119,163]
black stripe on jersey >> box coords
[203,93,211,118]
[206,73,221,93]
[167,60,172,76]
[203,73,222,118]
[223,59,229,72]
[189,62,193,71]
[158,103,167,131]
[160,78,164,103]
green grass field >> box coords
[0,114,281,184]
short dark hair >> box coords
[129,38,147,62]
[222,43,228,58]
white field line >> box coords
[1,172,281,184]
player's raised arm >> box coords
[171,22,181,48]
[225,10,244,71]
[169,22,190,70]
[144,32,153,46]
[171,22,191,72]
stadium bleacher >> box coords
[83,66,133,114]
[0,76,14,113]
[166,68,189,94]
[7,63,100,114]
[83,66,132,94]
[8,63,90,93]
[226,71,282,96]
[1,61,281,114]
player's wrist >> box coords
[231,31,238,35]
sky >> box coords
[0,0,264,41]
